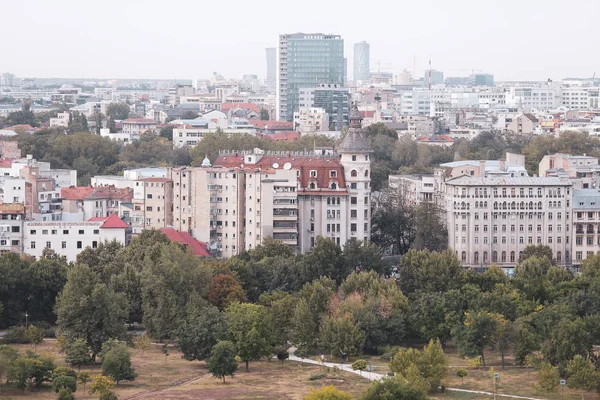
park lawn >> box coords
[0,340,370,400]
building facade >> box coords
[277,33,345,122]
[353,41,370,83]
[298,84,350,130]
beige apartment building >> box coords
[445,176,573,268]
[131,177,173,233]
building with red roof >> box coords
[248,120,294,133]
[61,186,133,220]
[160,227,211,257]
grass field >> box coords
[0,340,370,399]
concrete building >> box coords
[506,113,539,135]
[49,112,70,128]
[131,177,173,233]
[572,189,600,266]
[277,33,345,122]
[293,108,329,133]
[23,214,129,262]
[120,118,157,137]
[424,69,444,87]
[471,73,494,86]
[298,84,350,130]
[353,41,370,83]
[539,153,600,189]
[61,186,133,221]
[0,203,25,255]
[265,47,277,89]
[445,176,572,268]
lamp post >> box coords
[25,311,28,328]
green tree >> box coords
[566,355,600,391]
[320,313,365,358]
[181,110,199,119]
[276,349,289,365]
[352,359,368,374]
[159,124,174,140]
[106,103,130,120]
[362,377,428,400]
[371,190,415,254]
[134,334,151,358]
[397,249,462,295]
[303,236,346,283]
[412,202,448,252]
[52,375,77,393]
[0,345,18,392]
[226,302,272,371]
[365,122,398,139]
[25,325,44,350]
[64,338,91,370]
[178,301,226,361]
[304,385,353,400]
[100,391,119,400]
[55,264,127,360]
[78,371,90,394]
[101,344,136,385]
[90,374,115,396]
[207,341,238,383]
[456,368,468,383]
[342,238,385,275]
[57,388,75,400]
[519,244,555,264]
[259,291,297,347]
[390,339,448,393]
[452,311,499,368]
[538,362,560,393]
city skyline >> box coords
[2,0,599,82]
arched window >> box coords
[501,251,507,263]
[309,182,316,189]
[483,251,489,263]
[351,170,357,177]
[327,197,331,205]
[511,202,515,210]
[510,251,516,263]
[364,170,369,177]
[538,201,542,209]
[461,251,467,262]
[474,251,479,264]
[492,251,498,263]
[484,201,488,208]
[330,182,337,189]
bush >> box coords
[2,326,30,344]
[352,359,368,372]
[309,373,327,381]
[45,327,57,338]
[57,388,75,400]
[362,377,428,400]
[538,362,560,393]
[456,368,468,383]
[566,355,600,391]
[52,376,77,393]
[380,346,401,362]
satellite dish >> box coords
[273,163,279,169]
[283,162,292,170]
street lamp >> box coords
[25,311,28,328]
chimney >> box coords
[479,160,486,176]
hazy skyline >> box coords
[2,0,598,82]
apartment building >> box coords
[61,186,133,221]
[49,112,70,128]
[0,204,25,255]
[539,153,600,189]
[293,108,329,133]
[120,118,157,137]
[131,177,173,233]
[572,189,600,265]
[445,176,572,268]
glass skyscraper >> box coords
[353,41,370,83]
[277,33,344,122]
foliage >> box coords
[134,334,151,358]
[452,311,500,368]
[100,391,119,400]
[57,388,75,400]
[351,359,368,371]
[8,350,55,390]
[538,362,560,393]
[320,313,365,358]
[390,339,448,393]
[55,264,127,359]
[25,325,44,349]
[361,377,428,400]
[226,302,272,371]
[78,371,91,393]
[2,326,29,344]
[276,349,289,365]
[101,343,136,384]
[208,274,247,309]
[397,249,461,295]
[206,341,238,383]
[565,355,600,391]
[52,375,77,393]
[309,372,327,380]
[0,345,18,392]
[90,374,115,396]
[456,368,468,383]
[64,338,91,369]
[178,301,226,361]
[106,103,130,120]
[303,385,353,400]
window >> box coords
[63,230,69,235]
[310,170,317,177]
[31,241,36,249]
[46,241,51,249]
[510,251,516,263]
[461,251,466,262]
[329,170,337,178]
[352,155,357,161]
[92,241,98,248]
[147,194,153,199]
[351,170,357,177]
[93,229,99,234]
[77,241,82,249]
[351,183,357,189]
[351,210,357,218]
[42,230,48,235]
[79,230,84,235]
[146,206,153,212]
[62,241,66,249]
[11,240,18,246]
[351,197,357,205]
[474,251,479,263]
[351,223,357,232]
[30,230,36,235]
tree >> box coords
[90,375,115,396]
[320,313,365,358]
[181,110,199,119]
[25,325,44,350]
[566,355,600,391]
[161,343,169,364]
[68,111,88,133]
[538,362,560,393]
[390,339,449,393]
[519,244,554,264]
[260,108,269,120]
[208,274,247,309]
[57,388,75,400]
[178,301,226,361]
[52,375,77,393]
[304,385,353,400]
[352,359,368,375]
[78,371,91,394]
[302,236,346,283]
[64,338,91,370]
[55,261,128,361]
[134,334,151,358]
[361,377,428,400]
[226,302,273,372]
[106,103,130,120]
[365,122,398,139]
[102,344,136,385]
[452,311,499,368]
[207,341,238,383]
[100,391,119,400]
[412,202,448,252]
[396,249,462,295]
[342,238,385,275]
[0,345,18,392]
[276,349,289,365]
[371,190,415,255]
[456,368,468,384]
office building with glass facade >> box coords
[277,33,344,122]
[299,84,350,131]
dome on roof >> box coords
[201,155,212,167]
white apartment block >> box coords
[445,176,572,268]
[23,215,128,262]
[172,127,256,148]
[120,118,157,137]
[0,204,25,255]
[293,107,329,133]
[49,112,70,128]
[572,189,600,266]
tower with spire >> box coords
[339,103,374,244]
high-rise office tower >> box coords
[353,41,370,83]
[277,33,344,122]
[265,47,276,89]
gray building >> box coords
[472,73,494,87]
[353,41,370,83]
[277,33,345,122]
[265,47,276,89]
[424,69,444,87]
[299,84,350,130]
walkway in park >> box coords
[287,348,545,400]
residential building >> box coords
[0,203,25,255]
[293,108,329,133]
[298,84,350,130]
[572,189,600,266]
[353,41,370,83]
[131,177,173,233]
[445,176,572,268]
[61,186,133,221]
[277,33,345,122]
[120,118,157,137]
[49,112,70,128]
[539,153,600,189]
[23,214,129,262]
[160,227,210,257]
[506,113,539,135]
[388,175,442,206]
[471,73,494,86]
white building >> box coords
[49,112,70,128]
[293,107,329,133]
[23,214,129,262]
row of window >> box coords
[464,250,567,264]
[30,229,99,235]
[468,224,563,233]
[31,240,97,250]
[460,235,562,245]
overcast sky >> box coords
[1,0,597,82]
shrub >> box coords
[538,362,560,393]
[380,346,401,362]
[304,385,353,399]
[352,359,368,372]
[566,355,600,391]
[309,373,327,381]
[52,376,77,393]
[57,388,75,400]
[456,368,468,383]
[2,326,29,344]
[466,356,482,369]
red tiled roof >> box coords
[62,186,133,201]
[160,228,211,257]
[0,158,13,168]
[61,187,94,200]
[122,118,157,124]
[248,120,294,130]
[263,131,301,142]
[215,154,346,190]
[89,213,128,229]
[220,103,261,114]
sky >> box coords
[1,0,598,82]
